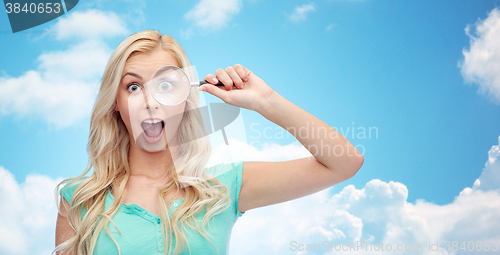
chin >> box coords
[135,132,168,152]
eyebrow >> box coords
[121,72,143,81]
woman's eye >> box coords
[127,83,141,92]
[157,80,173,92]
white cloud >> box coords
[0,167,62,255]
[472,135,500,191]
[51,9,128,40]
[290,3,316,22]
[460,8,500,103]
[233,183,500,254]
[184,0,242,32]
[231,136,500,254]
[0,9,128,128]
[210,138,312,164]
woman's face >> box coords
[115,49,187,152]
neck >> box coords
[125,141,185,201]
[128,142,178,180]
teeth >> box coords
[143,119,162,124]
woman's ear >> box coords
[114,102,119,112]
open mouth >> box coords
[141,119,165,144]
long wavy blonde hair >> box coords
[54,30,231,255]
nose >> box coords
[143,81,161,110]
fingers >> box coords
[208,64,252,91]
[204,74,218,84]
[225,66,244,89]
[233,64,252,82]
[199,84,230,103]
[215,68,234,91]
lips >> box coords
[141,119,165,138]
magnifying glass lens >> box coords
[158,81,173,91]
[150,66,191,106]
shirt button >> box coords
[157,219,160,224]
[173,203,178,207]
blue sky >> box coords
[1,0,500,254]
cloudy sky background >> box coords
[1,0,500,254]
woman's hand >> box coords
[200,64,276,113]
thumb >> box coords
[200,84,230,102]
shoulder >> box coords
[206,161,245,186]
[206,161,246,217]
[59,176,89,204]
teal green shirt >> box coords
[60,161,246,255]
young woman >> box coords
[54,30,364,255]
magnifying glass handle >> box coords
[199,80,226,87]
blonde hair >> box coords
[54,30,230,255]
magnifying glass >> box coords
[150,65,225,106]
